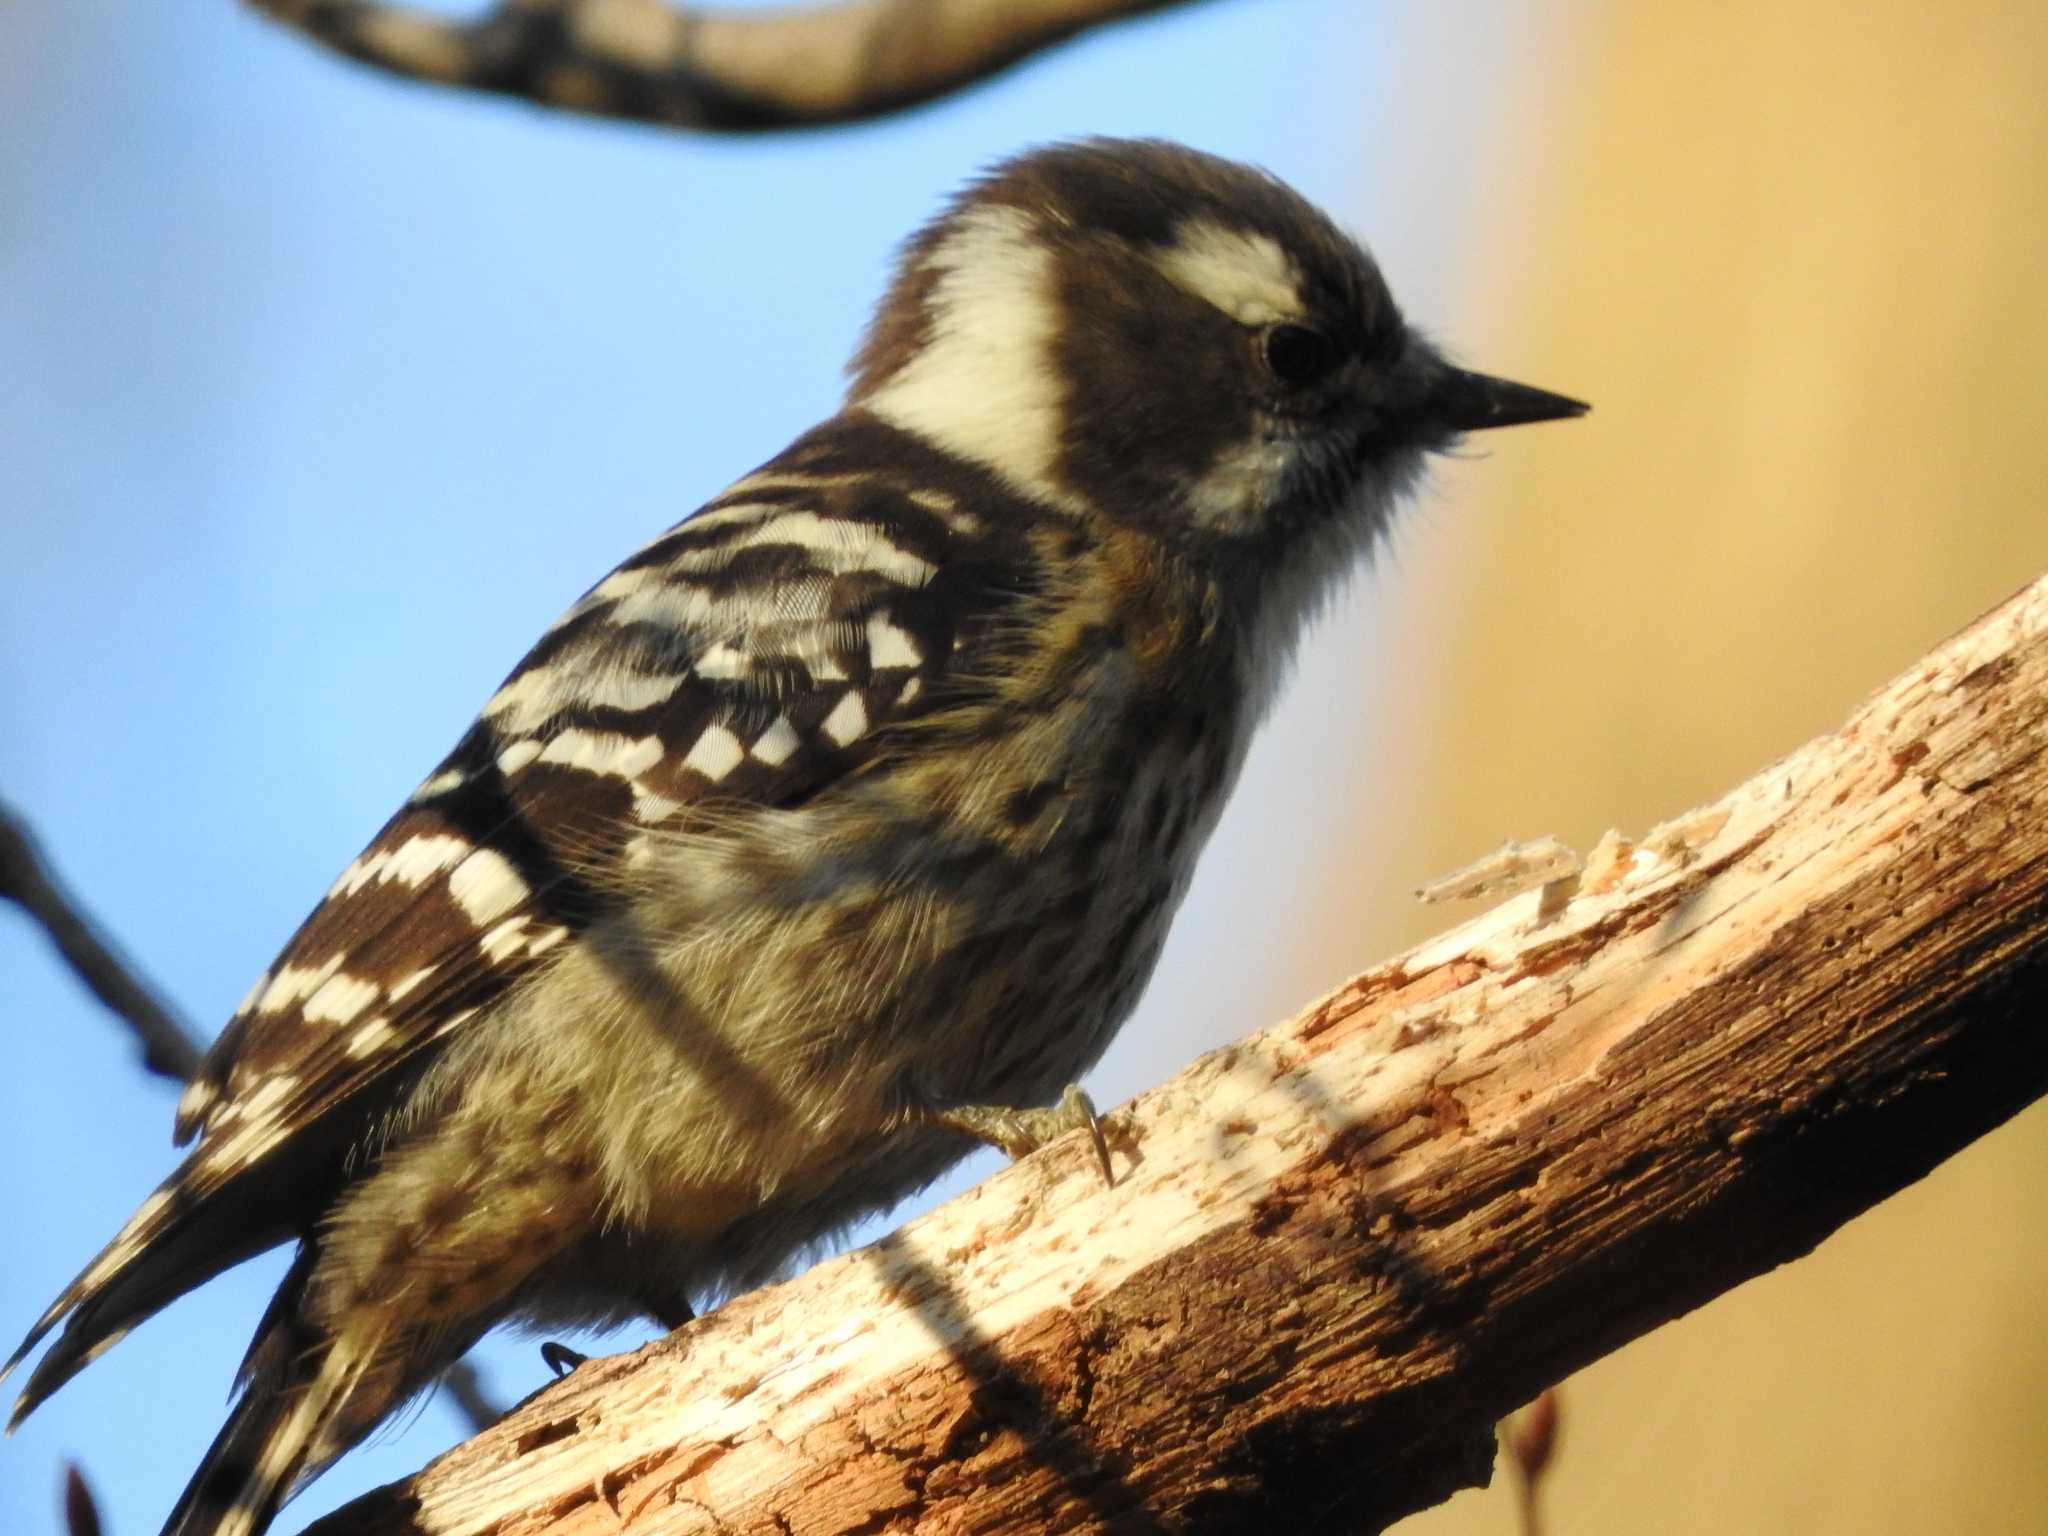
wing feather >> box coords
[7,418,1054,1406]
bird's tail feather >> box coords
[159,1320,380,1536]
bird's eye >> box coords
[1259,323,1337,387]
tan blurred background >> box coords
[1331,5,2048,1532]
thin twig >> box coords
[0,800,200,1083]
[247,0,1211,131]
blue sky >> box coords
[0,3,1549,1530]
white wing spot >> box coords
[75,1325,132,1370]
[733,512,936,587]
[177,1076,219,1127]
[867,613,923,670]
[821,692,868,747]
[409,767,469,803]
[479,916,551,962]
[682,724,745,782]
[485,665,572,731]
[388,833,471,884]
[752,716,800,766]
[449,848,529,925]
[388,966,437,1003]
[346,1016,398,1059]
[236,1075,298,1127]
[694,642,748,681]
[634,787,682,823]
[332,833,470,897]
[132,1188,173,1231]
[860,543,935,587]
[80,1245,128,1290]
[538,728,664,781]
[302,972,381,1026]
[591,565,664,603]
[595,671,686,712]
[742,510,859,556]
[611,582,721,634]
[672,499,777,538]
[257,954,346,1015]
[497,738,543,775]
[909,487,981,536]
[220,1118,292,1169]
[488,660,681,732]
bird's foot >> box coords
[920,1084,1113,1187]
[539,1341,588,1377]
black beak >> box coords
[1398,348,1589,437]
[1422,363,1589,432]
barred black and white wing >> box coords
[4,417,1040,1418]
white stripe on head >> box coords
[860,205,1074,508]
[1151,219,1304,326]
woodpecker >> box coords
[6,138,1585,1536]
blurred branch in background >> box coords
[247,0,1216,130]
[63,1465,103,1536]
[312,573,2048,1536]
[1502,1390,1560,1536]
[0,801,200,1087]
[0,800,506,1435]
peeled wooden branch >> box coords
[247,0,1209,131]
[312,571,2048,1534]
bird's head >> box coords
[848,138,1585,569]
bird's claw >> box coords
[540,1341,588,1377]
[923,1083,1114,1187]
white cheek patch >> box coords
[861,205,1074,508]
[1152,219,1304,327]
[1185,434,1294,530]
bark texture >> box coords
[311,571,2048,1535]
